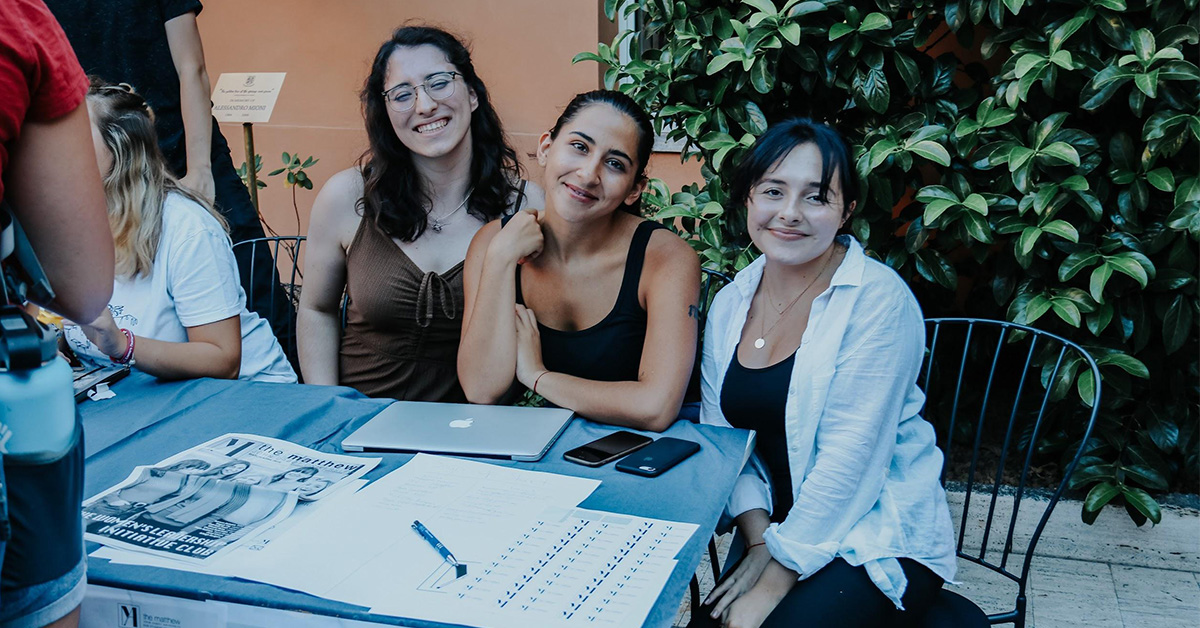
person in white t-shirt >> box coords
[64,78,295,383]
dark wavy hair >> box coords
[728,117,858,218]
[358,26,521,241]
[548,90,653,215]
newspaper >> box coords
[83,433,379,565]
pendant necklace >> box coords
[429,187,473,233]
[754,249,836,350]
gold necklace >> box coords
[754,249,836,350]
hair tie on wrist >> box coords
[747,541,766,550]
[532,371,549,395]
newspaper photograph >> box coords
[83,433,380,564]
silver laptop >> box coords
[341,401,575,461]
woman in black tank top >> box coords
[459,91,701,431]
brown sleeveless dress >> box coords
[338,216,466,402]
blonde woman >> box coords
[64,79,295,383]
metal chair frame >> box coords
[922,318,1102,627]
[232,236,306,359]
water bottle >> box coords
[0,306,75,458]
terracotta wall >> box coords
[198,0,701,237]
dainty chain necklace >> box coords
[428,187,473,232]
[754,248,836,350]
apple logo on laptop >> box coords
[449,418,474,429]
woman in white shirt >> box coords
[65,79,295,383]
[696,119,958,628]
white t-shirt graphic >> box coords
[65,193,296,383]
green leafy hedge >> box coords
[578,0,1199,524]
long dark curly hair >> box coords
[358,26,521,241]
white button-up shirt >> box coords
[700,236,957,608]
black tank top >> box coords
[720,347,796,522]
[509,219,664,382]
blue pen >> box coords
[412,520,467,578]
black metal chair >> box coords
[919,318,1102,627]
[232,236,305,374]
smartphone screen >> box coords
[563,431,653,466]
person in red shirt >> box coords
[0,1,114,626]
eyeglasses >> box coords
[380,72,462,112]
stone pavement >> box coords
[674,492,1200,627]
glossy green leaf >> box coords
[908,141,952,166]
[1121,486,1162,525]
[963,193,989,215]
[923,199,958,224]
[571,51,604,64]
[859,13,892,32]
[962,212,994,243]
[1090,263,1113,302]
[916,186,959,203]
[895,54,920,93]
[1083,481,1121,513]
[1097,353,1151,378]
[1060,250,1101,281]
[787,1,827,17]
[1077,366,1096,404]
[741,0,778,16]
[1051,299,1082,326]
[1146,168,1176,192]
[1132,29,1156,63]
[1041,220,1080,242]
[1124,464,1169,491]
[1040,142,1081,166]
[1162,294,1193,354]
[779,21,802,46]
[743,101,768,135]
[1166,201,1200,235]
[868,140,899,170]
[1018,227,1043,256]
[1014,53,1046,78]
[1107,253,1153,287]
[1050,16,1087,53]
[1134,71,1159,98]
[1088,303,1114,335]
[914,250,957,289]
[706,52,741,75]
[829,22,855,40]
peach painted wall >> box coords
[197,0,702,237]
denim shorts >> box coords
[0,421,86,627]
[0,556,85,628]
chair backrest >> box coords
[682,267,735,406]
[699,267,734,335]
[921,318,1101,625]
[231,236,305,371]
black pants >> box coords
[690,550,943,628]
[167,120,298,369]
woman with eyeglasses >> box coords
[458,90,700,431]
[298,25,541,401]
[64,79,296,383]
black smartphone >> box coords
[563,431,654,467]
[615,437,700,477]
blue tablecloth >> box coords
[81,373,752,628]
